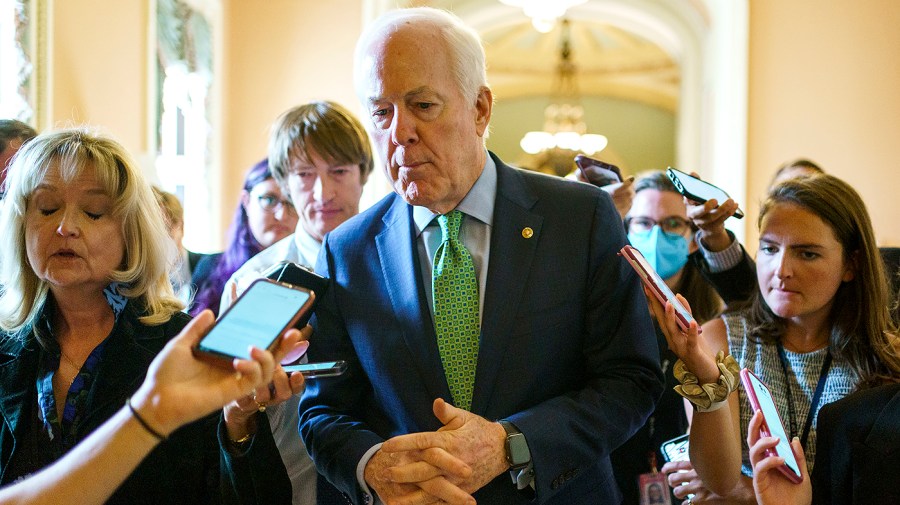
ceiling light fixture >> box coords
[499,0,587,33]
[519,19,608,156]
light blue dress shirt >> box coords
[412,152,497,323]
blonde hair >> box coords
[0,128,182,332]
[152,186,184,230]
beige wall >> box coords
[220,0,363,236]
[747,0,900,249]
[41,0,899,250]
[51,0,148,154]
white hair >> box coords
[353,7,489,105]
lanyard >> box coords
[775,342,832,449]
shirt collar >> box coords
[412,151,497,236]
[292,225,323,268]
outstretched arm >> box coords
[0,311,302,505]
[647,293,744,496]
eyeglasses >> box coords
[625,216,692,236]
[254,193,296,214]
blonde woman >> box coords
[0,128,253,503]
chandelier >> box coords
[499,0,587,33]
[519,19,608,156]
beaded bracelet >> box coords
[673,351,740,411]
[126,397,168,442]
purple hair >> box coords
[190,159,272,316]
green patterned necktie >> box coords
[432,210,480,411]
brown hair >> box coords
[746,174,900,387]
[268,101,373,193]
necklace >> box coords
[59,351,84,388]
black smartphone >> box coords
[574,154,622,186]
[193,278,315,366]
[666,167,744,219]
[661,433,690,463]
[262,261,328,328]
[282,360,348,378]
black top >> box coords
[611,321,688,505]
[0,302,221,504]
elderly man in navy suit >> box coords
[299,7,663,505]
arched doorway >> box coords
[362,0,748,239]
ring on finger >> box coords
[256,401,267,413]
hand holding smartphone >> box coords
[740,369,804,484]
[193,279,315,366]
[619,245,699,333]
[666,167,744,219]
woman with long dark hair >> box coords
[190,159,297,316]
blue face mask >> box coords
[628,226,690,280]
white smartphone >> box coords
[282,360,348,379]
[740,368,804,484]
[619,245,699,333]
[666,167,744,219]
[193,278,315,366]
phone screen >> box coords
[661,434,690,463]
[197,280,312,360]
[743,371,802,478]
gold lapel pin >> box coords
[522,227,534,239]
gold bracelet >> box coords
[673,351,740,410]
[230,433,252,447]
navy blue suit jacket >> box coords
[812,383,900,505]
[299,154,663,504]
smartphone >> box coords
[619,244,699,333]
[740,369,804,484]
[661,433,690,463]
[282,360,348,378]
[193,278,315,365]
[262,261,328,329]
[574,155,622,186]
[666,167,744,219]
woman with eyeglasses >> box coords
[190,159,299,316]
[611,170,724,505]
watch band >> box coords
[499,420,531,470]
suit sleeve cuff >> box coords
[510,462,536,490]
[356,442,383,504]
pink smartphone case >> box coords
[619,245,697,332]
[739,368,803,484]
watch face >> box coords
[507,432,530,467]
